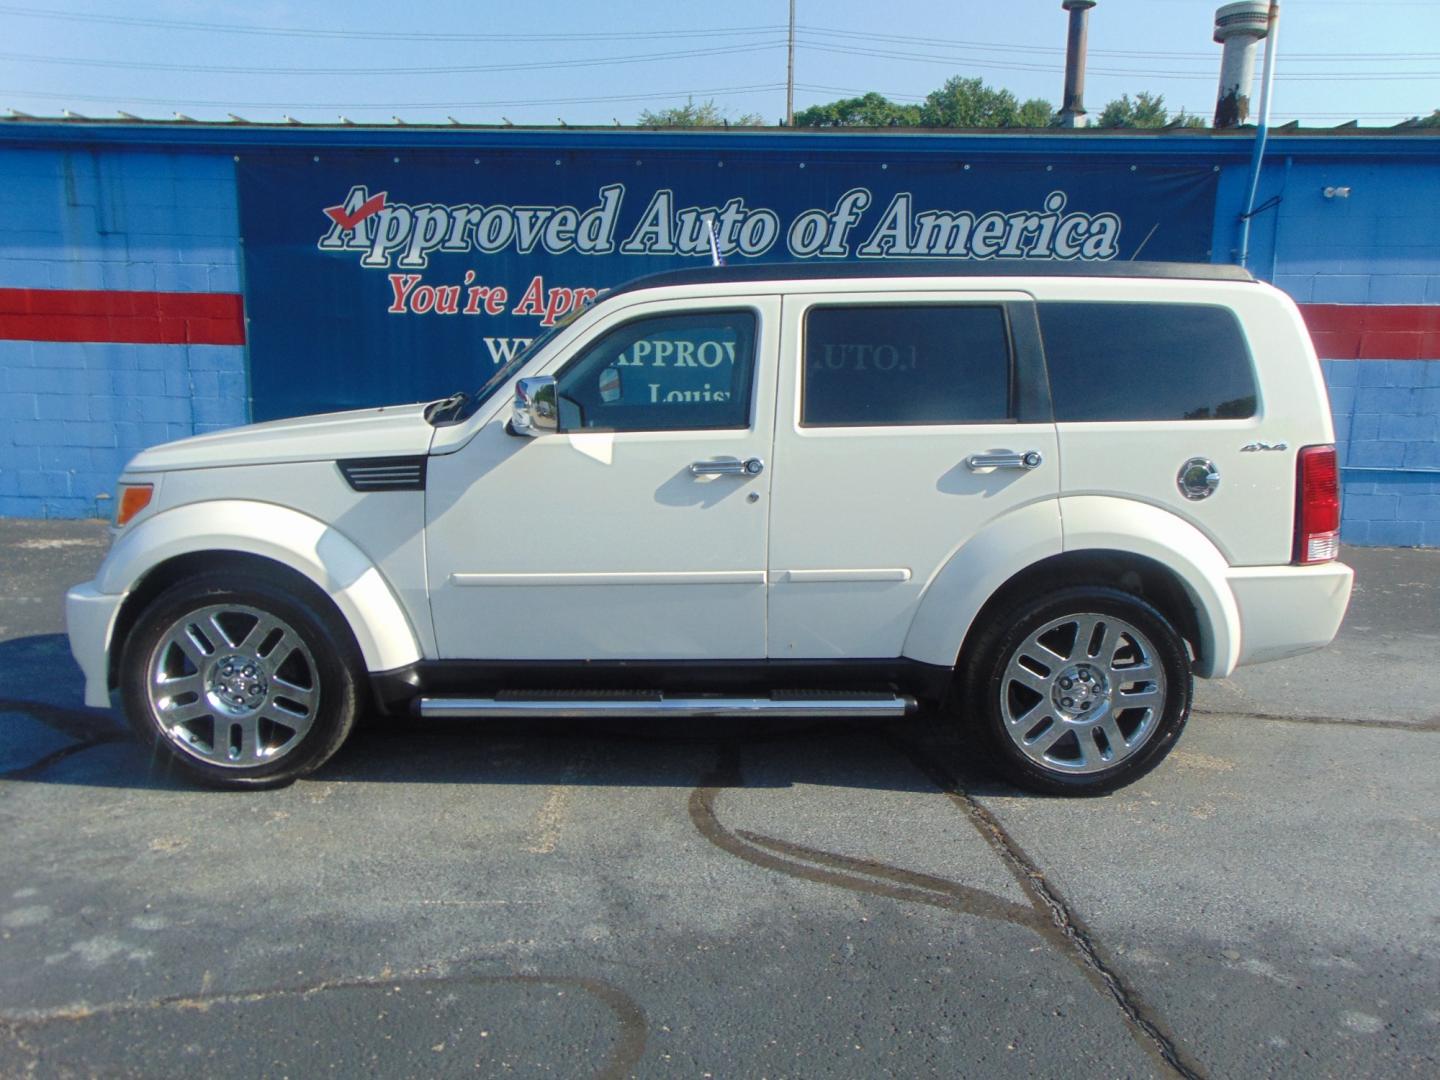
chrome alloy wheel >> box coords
[999,612,1168,775]
[145,603,320,768]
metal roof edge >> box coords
[0,121,1435,160]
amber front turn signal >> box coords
[115,484,154,527]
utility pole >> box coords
[786,0,795,126]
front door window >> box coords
[554,311,757,432]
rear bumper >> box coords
[66,582,124,709]
[1226,561,1354,669]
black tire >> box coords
[119,567,363,790]
[958,586,1192,796]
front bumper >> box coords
[66,582,125,708]
[1227,561,1354,669]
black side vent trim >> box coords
[338,456,428,492]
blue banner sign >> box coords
[237,147,1217,420]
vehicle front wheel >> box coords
[960,586,1193,796]
[120,570,362,789]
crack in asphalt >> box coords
[690,738,1208,1080]
[893,737,1207,1080]
[0,733,126,781]
[0,698,127,781]
[0,697,117,744]
[689,752,1047,933]
[0,970,647,1080]
[1192,707,1440,733]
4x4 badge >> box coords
[1240,441,1288,452]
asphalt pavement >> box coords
[1,518,1436,1079]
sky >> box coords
[2,0,1438,128]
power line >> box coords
[0,41,787,78]
[7,4,1434,64]
[0,84,788,113]
[798,40,1440,81]
[802,25,1440,62]
[0,4,786,43]
[18,37,1433,82]
[800,39,1213,77]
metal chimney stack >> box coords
[1213,1,1271,128]
[1058,1,1097,128]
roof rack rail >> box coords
[607,260,1256,298]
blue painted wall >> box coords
[0,127,1435,546]
[1324,358,1440,548]
[0,148,248,518]
[1240,157,1440,546]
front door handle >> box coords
[966,450,1043,472]
[690,457,765,477]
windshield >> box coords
[470,296,601,410]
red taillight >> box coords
[1294,445,1340,564]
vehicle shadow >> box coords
[0,633,1025,798]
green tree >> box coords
[1016,97,1057,127]
[1096,92,1205,129]
[1413,109,1440,127]
[920,76,1025,128]
[637,98,764,128]
[794,91,921,128]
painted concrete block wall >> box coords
[1324,358,1440,547]
[0,136,1436,547]
[0,147,247,518]
[1246,158,1440,547]
[1266,161,1440,307]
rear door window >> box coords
[802,304,1013,427]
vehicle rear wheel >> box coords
[961,586,1192,795]
[120,569,362,789]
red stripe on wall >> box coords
[1298,303,1440,361]
[0,288,245,345]
[0,290,1430,359]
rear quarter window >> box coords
[1038,302,1258,422]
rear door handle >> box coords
[690,457,765,477]
[966,450,1043,471]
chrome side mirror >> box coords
[511,376,558,437]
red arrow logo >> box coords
[324,190,387,231]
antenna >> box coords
[707,216,726,267]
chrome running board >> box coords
[417,692,916,720]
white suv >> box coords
[66,262,1353,795]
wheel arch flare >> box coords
[99,500,423,690]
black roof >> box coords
[609,260,1255,297]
